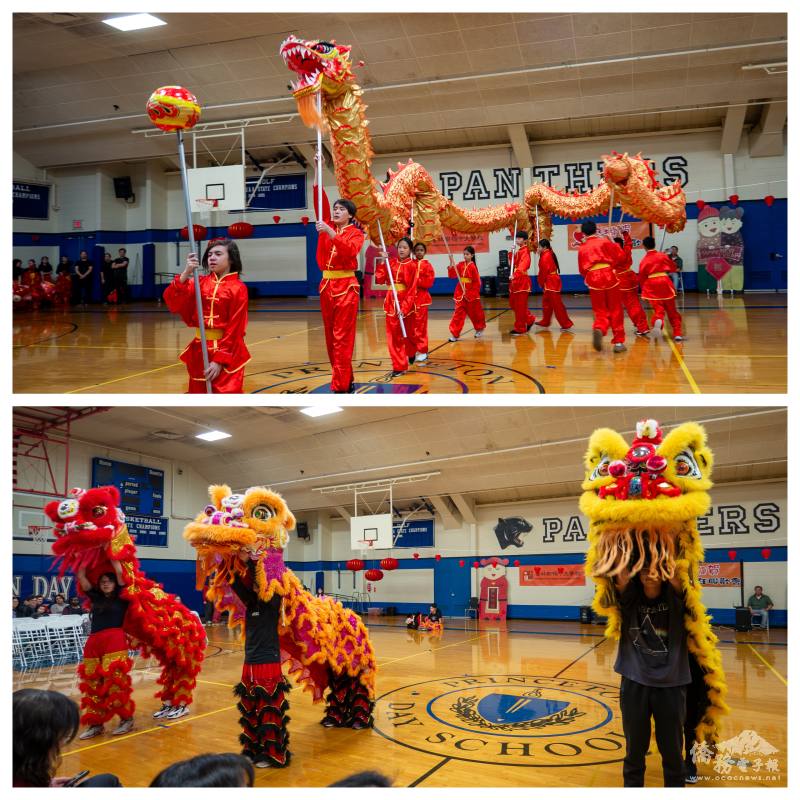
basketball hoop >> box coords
[195,198,218,237]
[28,525,51,544]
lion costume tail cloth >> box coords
[184,485,377,764]
[580,419,729,743]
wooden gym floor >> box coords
[13,294,786,394]
[14,619,787,788]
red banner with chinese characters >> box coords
[519,564,586,586]
[698,562,742,588]
[426,228,490,255]
[566,221,651,251]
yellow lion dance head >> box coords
[581,419,728,743]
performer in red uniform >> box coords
[613,232,649,336]
[315,199,366,393]
[21,260,46,309]
[535,239,574,330]
[412,242,435,364]
[508,231,536,336]
[375,237,418,376]
[448,246,485,341]
[164,238,250,393]
[639,236,684,341]
[577,221,626,352]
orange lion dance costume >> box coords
[184,485,377,767]
[44,486,206,727]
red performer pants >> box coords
[236,662,291,767]
[648,299,683,338]
[320,288,359,392]
[620,288,649,334]
[386,312,416,371]
[187,365,245,394]
[589,287,625,344]
[509,291,536,333]
[538,291,574,329]
[414,306,430,355]
[449,299,486,338]
[77,628,134,727]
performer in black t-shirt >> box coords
[111,248,129,303]
[73,250,93,307]
[614,567,689,787]
[75,565,135,740]
[231,557,291,769]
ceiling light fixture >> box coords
[196,430,231,442]
[300,406,343,418]
[103,14,166,32]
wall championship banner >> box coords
[698,562,742,588]
[519,564,585,586]
[13,182,50,220]
[426,229,490,255]
[244,174,306,211]
[567,222,651,251]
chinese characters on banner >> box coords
[566,221,651,251]
[426,228,491,254]
[698,562,742,587]
[518,564,585,586]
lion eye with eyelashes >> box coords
[251,504,276,521]
[92,506,107,518]
[674,451,701,479]
[590,456,611,480]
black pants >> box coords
[620,676,686,787]
[76,277,92,304]
[79,773,122,787]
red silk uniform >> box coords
[509,247,535,333]
[413,257,435,355]
[316,223,365,392]
[536,249,573,329]
[164,272,250,393]
[21,268,46,306]
[448,261,485,337]
[639,250,682,337]
[613,232,648,334]
[78,627,135,727]
[578,235,625,344]
[53,273,72,306]
[375,257,417,371]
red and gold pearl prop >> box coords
[146,86,201,132]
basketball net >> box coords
[195,198,218,246]
[28,525,50,544]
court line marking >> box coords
[409,756,452,787]
[666,338,702,394]
[62,703,238,755]
[552,637,609,678]
[377,632,489,667]
[746,644,788,686]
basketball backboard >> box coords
[350,514,393,551]
[186,165,245,212]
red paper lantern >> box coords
[728,194,739,206]
[346,559,364,572]
[695,200,706,211]
[459,560,465,567]
[300,216,310,225]
[179,224,207,241]
[412,552,420,559]
[513,560,520,567]
[364,568,384,582]
[379,557,398,571]
[273,215,281,224]
[472,561,479,568]
[727,550,737,561]
[435,554,442,561]
[764,195,775,207]
[228,221,254,239]
[761,548,772,559]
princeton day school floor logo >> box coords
[373,675,623,767]
[251,359,545,394]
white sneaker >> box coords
[79,725,104,740]
[613,343,627,353]
[653,318,666,338]
[414,352,428,364]
[448,336,458,342]
[111,718,134,736]
[254,761,272,769]
[674,335,686,342]
[153,704,173,719]
[474,330,484,339]
[166,704,189,720]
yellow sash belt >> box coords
[196,328,222,340]
[322,270,354,279]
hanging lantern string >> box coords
[674,179,786,198]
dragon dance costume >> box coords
[163,271,250,393]
[639,250,682,338]
[184,485,376,767]
[375,256,418,372]
[581,419,729,761]
[316,222,365,392]
[508,246,536,334]
[448,261,485,338]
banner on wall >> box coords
[698,562,742,587]
[243,174,306,211]
[426,229,490,254]
[13,182,50,220]
[566,222,651,250]
[126,514,169,548]
[392,519,434,548]
[519,564,586,586]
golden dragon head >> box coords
[184,485,296,562]
[580,419,713,580]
